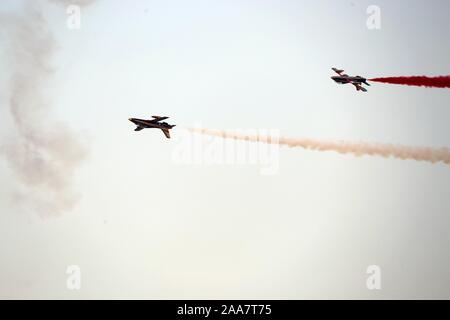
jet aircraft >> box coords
[129,116,175,139]
[331,67,370,92]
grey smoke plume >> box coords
[0,2,91,216]
[188,127,450,165]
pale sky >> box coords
[0,0,449,299]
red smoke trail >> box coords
[369,76,450,88]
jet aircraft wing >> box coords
[152,116,169,122]
[161,129,171,139]
[332,67,344,75]
[352,83,367,92]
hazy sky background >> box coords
[0,0,449,299]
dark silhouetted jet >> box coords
[331,67,370,92]
[129,116,176,139]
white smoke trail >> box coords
[188,127,450,165]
